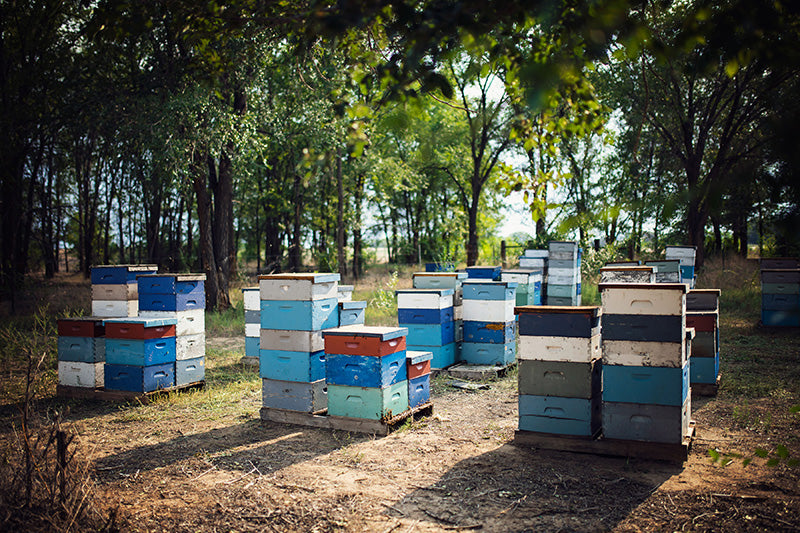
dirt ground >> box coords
[29,335,792,532]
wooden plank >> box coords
[513,422,694,464]
[56,381,205,403]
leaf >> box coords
[708,448,720,462]
[766,458,780,467]
[776,444,789,459]
[790,405,800,414]
[754,448,769,458]
[742,458,752,467]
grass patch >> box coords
[205,306,244,337]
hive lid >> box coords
[322,325,407,340]
[258,272,340,282]
[514,305,601,316]
[406,350,433,364]
[102,317,177,327]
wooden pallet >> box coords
[260,402,434,436]
[446,361,516,381]
[692,373,721,397]
[514,422,695,464]
[57,381,205,404]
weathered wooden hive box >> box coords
[258,272,341,414]
[90,264,157,318]
[665,245,696,287]
[546,241,581,306]
[460,281,518,366]
[243,287,261,358]
[136,273,207,386]
[339,300,367,326]
[645,260,682,283]
[465,265,502,281]
[323,326,410,420]
[397,288,456,369]
[407,351,433,409]
[760,262,800,327]
[685,288,721,387]
[515,305,601,437]
[501,269,543,306]
[103,317,178,392]
[599,266,655,284]
[57,317,106,388]
[600,283,691,444]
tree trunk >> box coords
[687,196,708,267]
[336,148,346,277]
[193,151,221,311]
[289,172,303,271]
[210,153,232,310]
[466,195,480,266]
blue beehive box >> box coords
[602,363,689,406]
[104,362,175,392]
[460,341,516,366]
[176,357,205,386]
[463,321,515,344]
[339,301,367,326]
[397,306,454,324]
[326,351,407,388]
[105,338,176,367]
[260,298,339,331]
[465,266,502,280]
[518,395,600,436]
[245,336,260,357]
[408,374,431,408]
[402,322,455,346]
[91,264,157,285]
[602,314,684,343]
[408,343,456,369]
[689,356,719,384]
[462,280,517,301]
[259,349,326,382]
[58,336,105,363]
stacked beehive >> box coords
[501,269,543,306]
[461,280,517,366]
[407,350,433,408]
[259,273,339,413]
[412,271,467,352]
[243,287,261,364]
[103,317,178,392]
[90,264,156,317]
[645,260,682,283]
[547,242,581,306]
[601,283,691,444]
[520,249,549,303]
[397,288,456,369]
[665,245,697,287]
[599,265,655,284]
[686,289,721,387]
[760,258,800,327]
[137,274,207,386]
[515,306,602,436]
[323,326,410,420]
[57,318,106,389]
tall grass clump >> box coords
[366,270,400,326]
[0,307,119,531]
[205,305,244,337]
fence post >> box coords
[501,240,507,268]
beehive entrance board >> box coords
[259,401,433,436]
[56,381,204,403]
[513,421,694,464]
